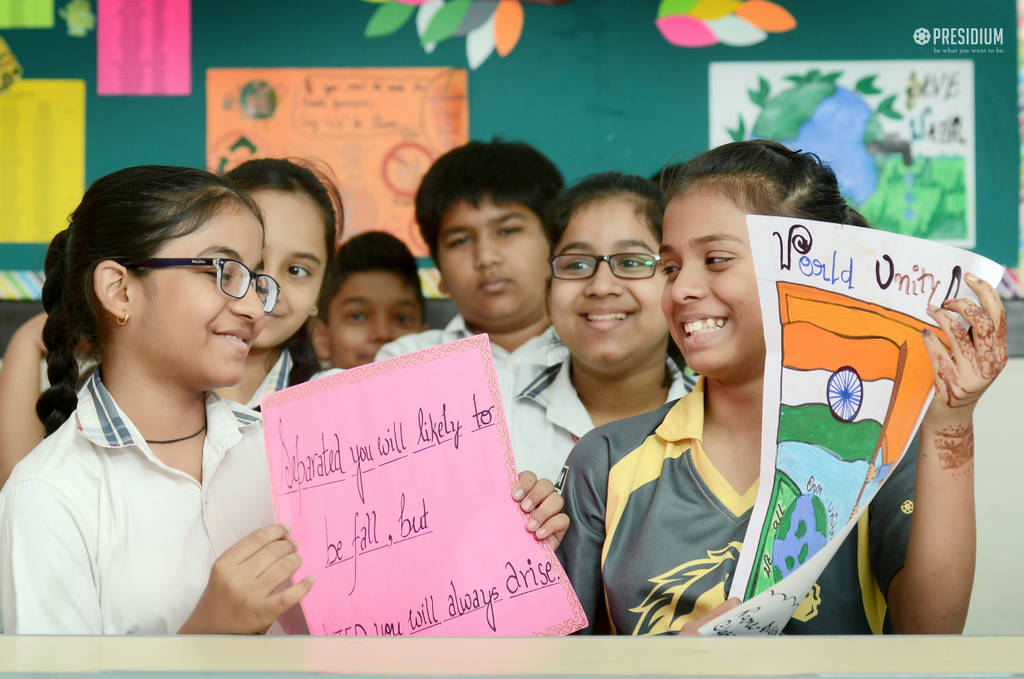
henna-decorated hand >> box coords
[922,273,1008,416]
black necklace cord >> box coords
[145,422,207,445]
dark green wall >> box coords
[1,0,1017,269]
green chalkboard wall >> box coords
[1,0,1017,270]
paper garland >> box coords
[362,0,530,70]
[656,0,796,48]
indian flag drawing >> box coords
[745,282,948,599]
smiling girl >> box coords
[558,141,1008,635]
[0,166,312,634]
[0,159,342,488]
[508,173,694,484]
[221,159,342,406]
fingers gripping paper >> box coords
[261,336,586,636]
[699,216,1002,636]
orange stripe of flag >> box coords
[782,322,901,381]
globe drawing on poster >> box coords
[709,60,976,247]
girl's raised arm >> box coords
[887,273,1008,633]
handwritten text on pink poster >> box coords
[261,336,586,636]
[97,0,191,96]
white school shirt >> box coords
[0,371,278,635]
[375,314,566,377]
[507,357,697,484]
[246,349,341,409]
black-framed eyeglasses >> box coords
[126,258,280,313]
[548,253,661,280]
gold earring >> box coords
[310,305,319,317]
[117,311,129,326]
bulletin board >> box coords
[0,0,1017,300]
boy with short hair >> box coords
[376,139,566,373]
[313,231,427,369]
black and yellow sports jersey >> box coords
[557,378,916,635]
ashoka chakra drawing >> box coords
[827,367,862,422]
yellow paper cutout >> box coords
[0,80,85,243]
[0,34,24,94]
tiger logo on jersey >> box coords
[629,542,742,635]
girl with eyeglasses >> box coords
[0,165,567,634]
[0,159,340,486]
[558,141,1008,636]
[506,172,695,484]
[0,166,313,634]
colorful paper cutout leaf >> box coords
[422,0,472,45]
[657,0,698,19]
[365,2,416,37]
[656,15,718,48]
[689,0,742,21]
[734,0,796,33]
[494,0,524,57]
[707,13,766,46]
[466,8,497,68]
[416,0,444,53]
[454,0,497,37]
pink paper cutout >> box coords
[261,336,587,636]
[656,15,718,47]
[97,0,191,96]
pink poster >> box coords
[97,0,190,96]
[261,336,587,636]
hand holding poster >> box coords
[261,336,586,636]
[699,215,1003,636]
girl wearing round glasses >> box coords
[507,173,695,483]
[0,166,314,634]
[0,160,340,488]
[0,166,568,634]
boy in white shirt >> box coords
[376,140,566,377]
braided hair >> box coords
[36,166,262,436]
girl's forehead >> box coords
[561,198,657,245]
[158,208,264,263]
[663,191,750,244]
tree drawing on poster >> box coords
[698,215,1003,636]
[206,67,469,297]
[360,0,567,70]
[710,61,976,247]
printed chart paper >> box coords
[97,0,190,95]
[710,60,976,247]
[0,0,54,28]
[206,67,468,267]
[0,79,84,243]
[261,336,587,637]
[700,215,1002,636]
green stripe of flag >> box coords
[777,404,881,462]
